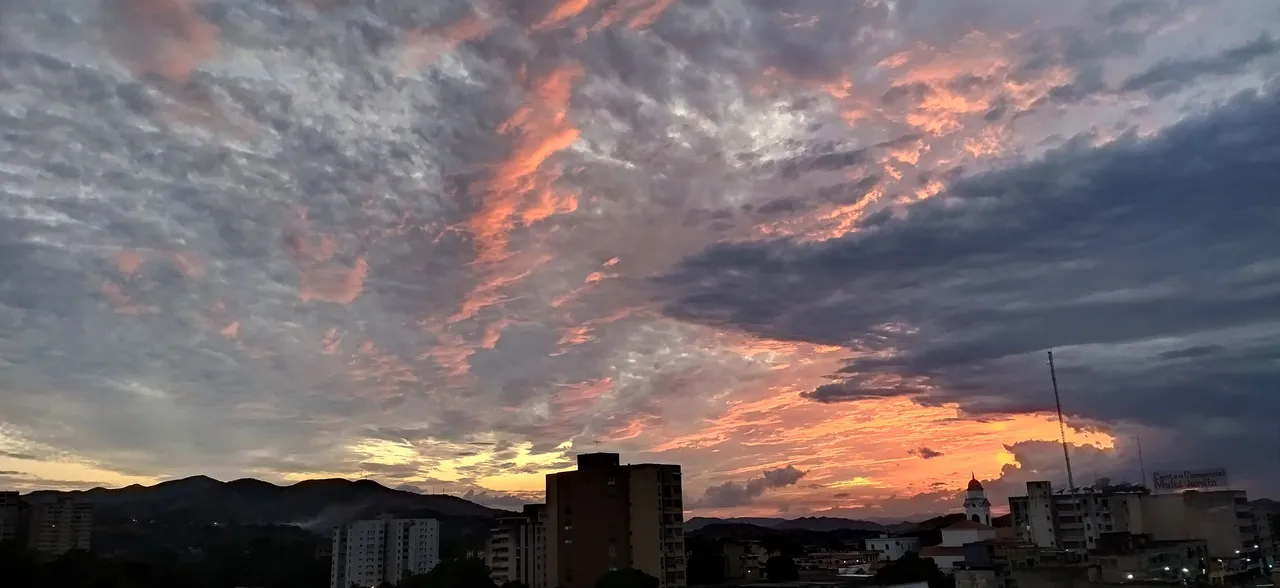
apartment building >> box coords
[1139,490,1257,559]
[27,497,92,555]
[866,534,922,561]
[487,504,548,588]
[0,491,24,544]
[1009,481,1148,551]
[546,453,686,588]
[330,517,439,588]
[1009,481,1260,561]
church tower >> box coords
[964,473,991,525]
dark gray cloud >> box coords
[0,450,37,460]
[698,465,807,508]
[658,87,1280,494]
[1122,35,1280,98]
[909,447,944,460]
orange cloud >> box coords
[171,252,205,279]
[593,0,675,31]
[284,213,369,305]
[534,0,594,31]
[115,250,145,275]
[100,281,156,316]
[468,64,583,264]
[553,377,613,414]
[108,0,221,85]
[347,340,420,405]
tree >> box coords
[594,568,660,588]
[685,536,726,585]
[399,558,495,588]
[764,556,799,582]
[875,552,953,588]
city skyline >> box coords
[1,0,1279,521]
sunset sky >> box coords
[1,0,1278,520]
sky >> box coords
[0,0,1278,520]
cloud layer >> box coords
[0,0,1277,514]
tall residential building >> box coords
[1139,489,1258,559]
[1009,480,1149,551]
[330,517,440,588]
[546,453,685,588]
[1009,480,1259,561]
[487,504,548,588]
[0,491,23,544]
[27,497,93,555]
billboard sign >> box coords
[1152,468,1229,492]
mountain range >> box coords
[687,498,1280,534]
[25,476,1278,536]
[685,513,1014,534]
[25,475,499,533]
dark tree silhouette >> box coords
[399,558,496,588]
[684,535,727,585]
[875,552,953,588]
[594,568,660,588]
[764,555,800,582]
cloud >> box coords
[698,465,808,508]
[0,450,38,460]
[1121,35,1280,98]
[909,447,944,460]
[0,0,1275,516]
[658,86,1280,494]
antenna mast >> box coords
[1048,350,1076,493]
[1136,436,1147,488]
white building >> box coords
[866,534,922,561]
[1008,479,1258,560]
[1008,480,1148,551]
[923,520,998,572]
[921,476,996,572]
[487,504,547,588]
[963,475,992,526]
[331,517,440,588]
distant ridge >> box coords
[685,516,898,533]
[24,475,500,532]
[686,512,1013,534]
[685,499,1275,535]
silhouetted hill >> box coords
[774,516,886,532]
[690,522,779,540]
[24,475,500,532]
[1251,498,1280,513]
[686,513,970,534]
[685,516,888,533]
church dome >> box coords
[967,476,983,492]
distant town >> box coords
[2,454,1278,588]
